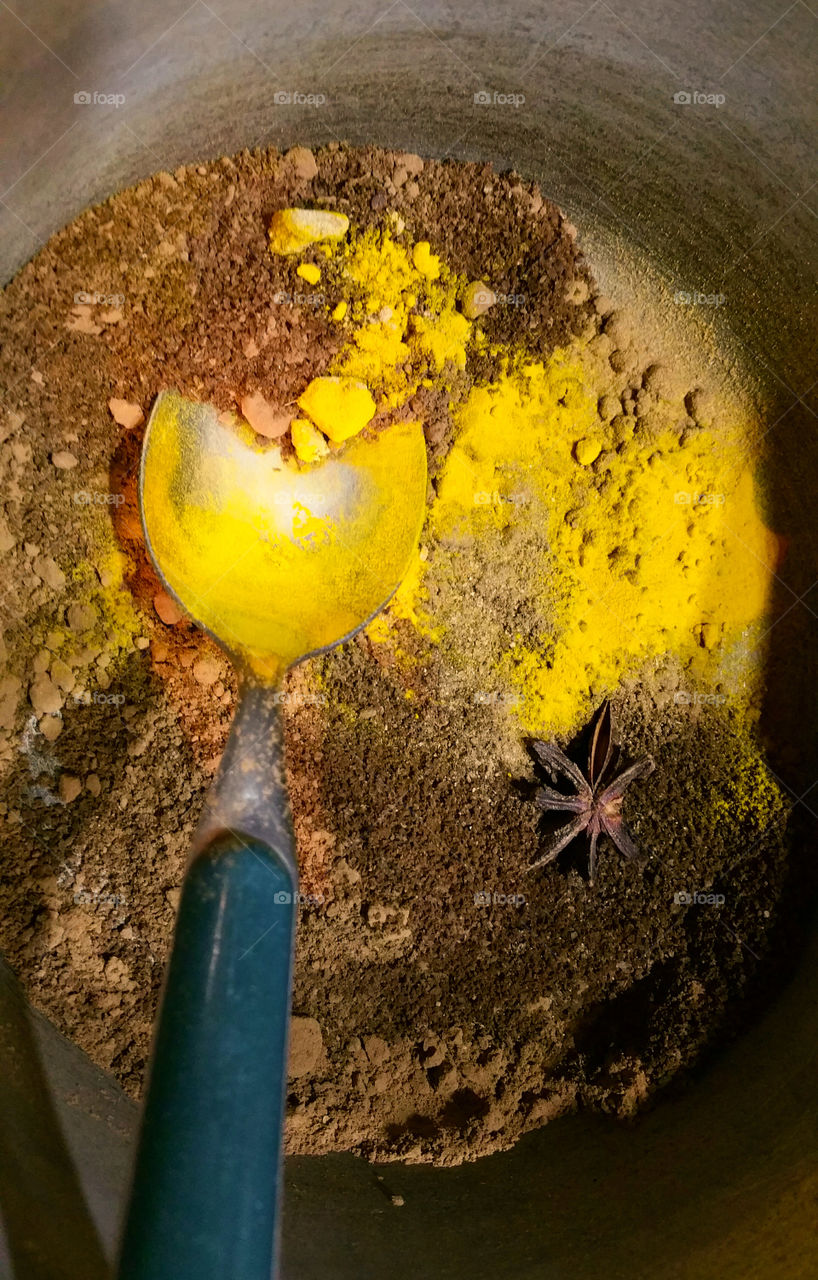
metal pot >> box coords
[1,2,815,1276]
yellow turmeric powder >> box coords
[265,210,779,743]
[379,348,780,737]
[326,226,474,411]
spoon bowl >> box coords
[139,390,428,681]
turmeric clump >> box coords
[268,208,349,255]
[297,377,376,443]
[412,240,441,279]
[291,418,329,463]
[296,262,321,285]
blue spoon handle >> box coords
[118,692,297,1280]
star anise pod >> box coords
[528,700,655,883]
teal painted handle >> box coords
[117,831,297,1279]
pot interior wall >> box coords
[1,3,816,1277]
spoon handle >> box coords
[118,691,297,1280]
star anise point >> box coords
[528,700,655,883]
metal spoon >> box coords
[117,391,427,1280]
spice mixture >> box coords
[0,143,810,1166]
